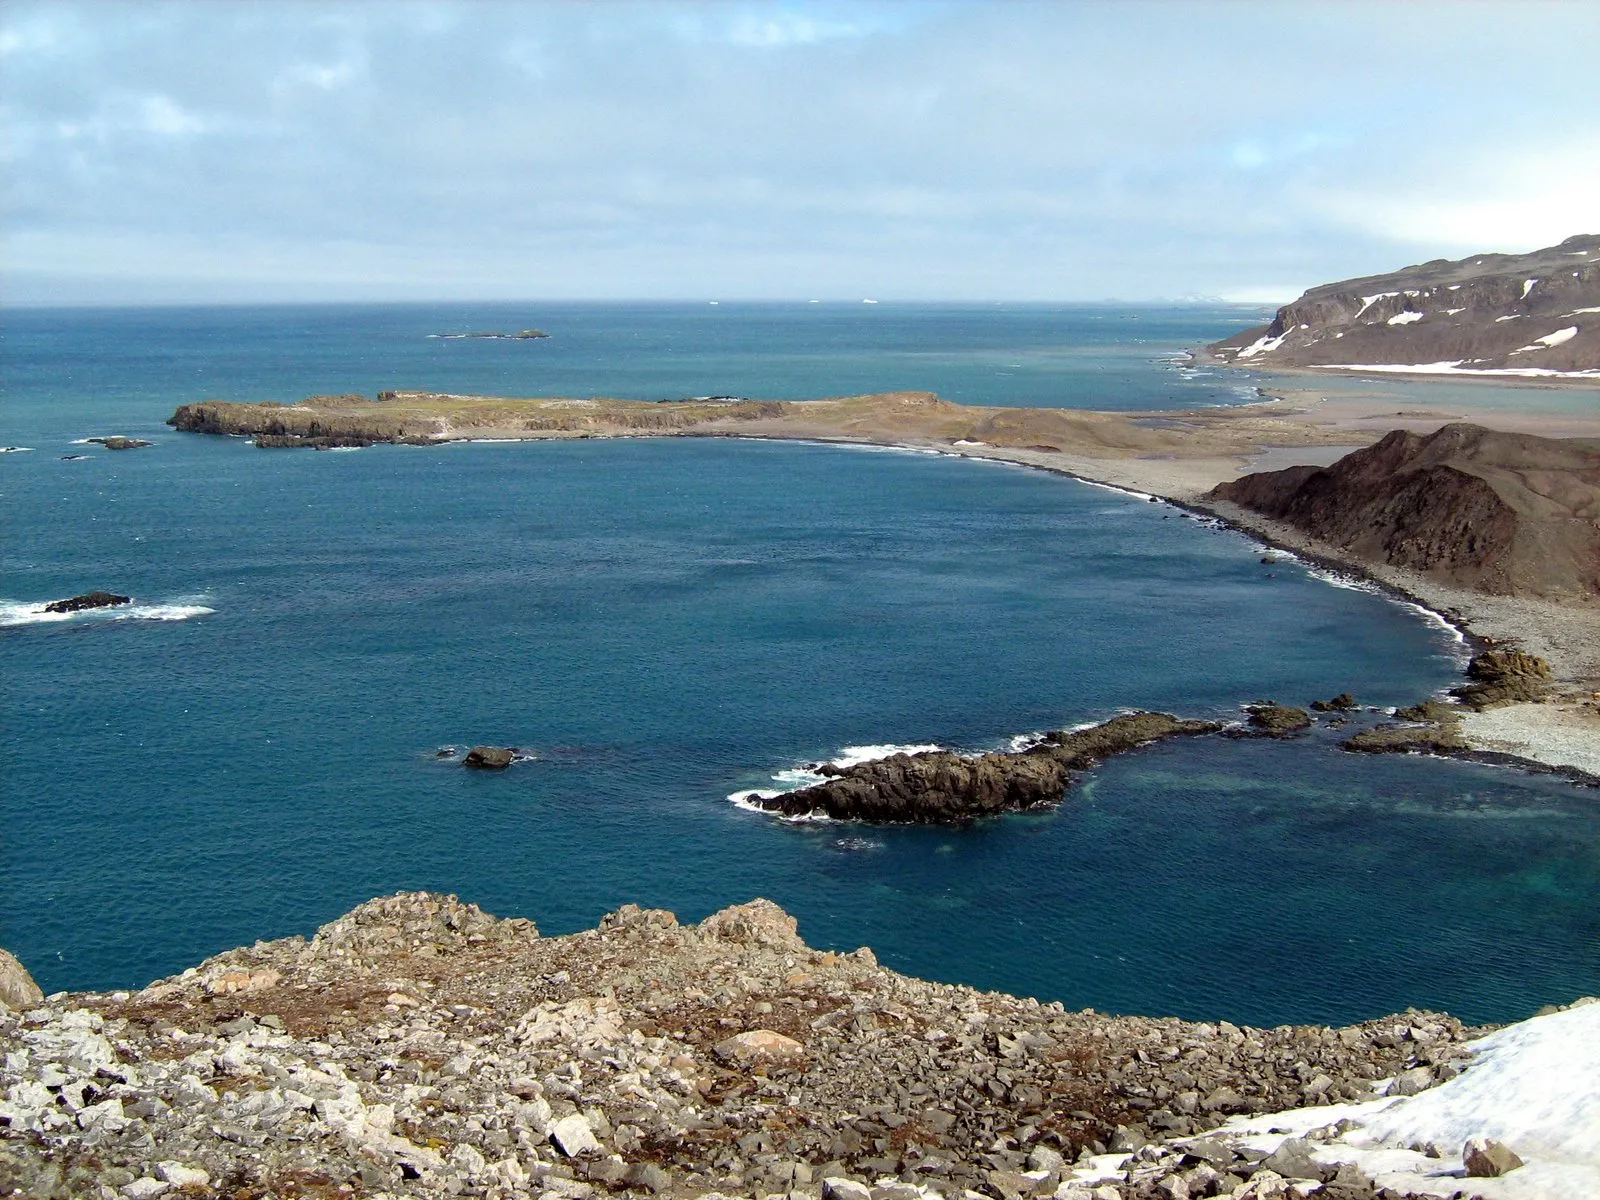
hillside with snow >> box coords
[1210,234,1600,378]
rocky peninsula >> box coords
[11,890,1595,1200]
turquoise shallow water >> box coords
[3,304,1597,1026]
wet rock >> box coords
[463,745,516,769]
[1235,704,1312,737]
[749,712,1221,823]
[1309,693,1358,712]
[42,591,130,614]
[1463,1136,1524,1177]
[86,437,152,450]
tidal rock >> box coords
[749,712,1221,823]
[1463,1136,1524,1177]
[43,591,131,614]
[0,947,45,1009]
[1310,693,1358,712]
[1228,703,1312,737]
[1453,649,1552,709]
[463,745,515,770]
[86,436,152,450]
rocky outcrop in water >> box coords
[42,591,130,614]
[463,746,516,770]
[0,891,1489,1200]
[750,713,1222,823]
[1209,234,1600,374]
[1233,704,1312,738]
[85,437,152,450]
[1206,424,1600,599]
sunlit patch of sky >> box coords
[1,0,1595,305]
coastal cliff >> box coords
[3,891,1548,1200]
[1205,423,1600,601]
[1209,234,1600,376]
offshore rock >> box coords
[85,436,152,450]
[0,947,44,1010]
[1234,704,1313,737]
[42,591,130,614]
[750,712,1222,823]
[1309,693,1358,712]
[463,745,516,769]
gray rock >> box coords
[463,745,516,770]
[1464,1136,1524,1177]
[552,1112,602,1157]
[0,947,44,1010]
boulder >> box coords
[1454,650,1552,709]
[0,947,45,1010]
[1463,1136,1524,1177]
[462,746,515,770]
[714,1029,806,1066]
[43,591,131,614]
[550,1112,601,1157]
[85,437,152,450]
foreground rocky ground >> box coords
[2,894,1503,1200]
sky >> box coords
[2,0,1597,306]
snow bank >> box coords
[1387,311,1425,325]
[1211,999,1600,1199]
[1361,999,1600,1168]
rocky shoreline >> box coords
[4,891,1555,1200]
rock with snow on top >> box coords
[1463,1135,1524,1177]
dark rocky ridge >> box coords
[1206,424,1600,600]
[1208,233,1600,373]
[750,713,1222,823]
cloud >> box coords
[2,0,1598,303]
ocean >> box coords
[3,302,1596,1027]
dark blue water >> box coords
[4,305,1597,1027]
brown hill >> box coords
[1209,234,1600,375]
[1206,423,1600,599]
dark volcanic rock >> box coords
[253,433,376,449]
[463,745,516,770]
[750,712,1222,823]
[86,436,151,450]
[1310,692,1358,712]
[1452,649,1552,709]
[1235,703,1313,737]
[1207,423,1600,599]
[43,591,131,614]
[1208,233,1600,374]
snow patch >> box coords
[1234,332,1288,359]
[1510,326,1579,354]
[1521,278,1538,298]
[1495,314,1523,322]
[1355,291,1399,318]
[1386,311,1425,325]
[1566,306,1600,315]
[1311,362,1600,378]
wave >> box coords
[0,446,34,454]
[0,599,215,629]
[727,741,943,817]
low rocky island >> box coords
[748,713,1220,823]
[6,890,1593,1200]
[42,591,131,614]
[430,329,549,340]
